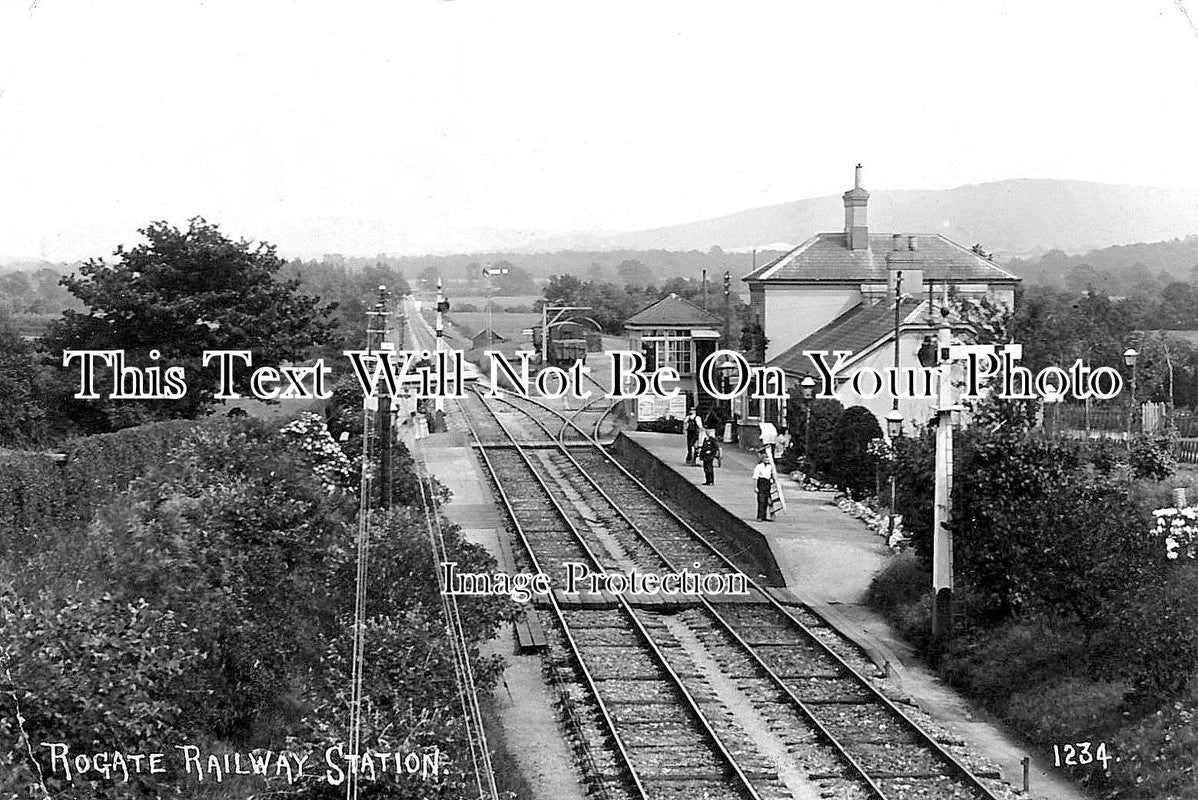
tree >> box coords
[418,265,441,288]
[740,320,768,363]
[48,218,334,429]
[0,327,50,446]
[492,261,535,295]
[616,259,655,287]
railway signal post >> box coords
[931,303,960,640]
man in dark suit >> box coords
[684,410,700,464]
[698,431,721,486]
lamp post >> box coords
[800,375,816,469]
[884,408,904,541]
[1124,347,1139,438]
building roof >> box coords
[471,328,507,344]
[767,298,923,376]
[625,293,721,328]
[743,233,1021,284]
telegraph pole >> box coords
[434,277,445,419]
[366,285,393,509]
[722,270,731,347]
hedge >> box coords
[0,420,205,562]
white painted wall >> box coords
[763,285,860,360]
[824,334,939,434]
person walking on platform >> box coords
[698,430,721,486]
[753,449,775,521]
[684,409,700,465]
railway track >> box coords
[460,387,1015,800]
[402,299,1013,799]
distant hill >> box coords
[549,179,1198,258]
[1007,234,1198,292]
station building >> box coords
[739,166,1021,435]
[623,293,723,420]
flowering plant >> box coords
[835,496,906,549]
[279,412,355,490]
[866,437,896,462]
[1152,506,1198,560]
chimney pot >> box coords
[893,234,904,251]
[843,165,870,250]
[908,235,918,251]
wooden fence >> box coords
[1042,401,1198,463]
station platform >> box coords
[619,430,1088,800]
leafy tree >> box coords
[616,259,655,287]
[740,320,767,363]
[418,265,441,288]
[48,218,334,429]
[0,327,49,446]
[492,261,535,295]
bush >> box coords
[3,416,514,799]
[863,551,928,617]
[787,396,844,474]
[828,406,882,498]
[774,443,801,474]
[1094,565,1198,699]
[897,426,1160,625]
[1129,434,1177,480]
[1004,678,1127,742]
[939,613,1088,705]
[1104,700,1198,799]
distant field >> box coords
[445,311,541,345]
[447,294,540,312]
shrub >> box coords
[939,613,1088,705]
[787,396,844,475]
[828,406,882,498]
[863,551,928,617]
[1004,678,1127,742]
[1129,434,1177,480]
[1103,700,1198,799]
[1094,565,1198,699]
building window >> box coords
[642,330,692,375]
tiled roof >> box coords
[625,293,721,328]
[768,298,923,375]
[743,233,1021,283]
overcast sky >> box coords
[1,0,1196,260]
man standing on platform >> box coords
[753,449,775,521]
[698,430,721,486]
[684,409,700,465]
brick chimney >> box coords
[843,163,869,250]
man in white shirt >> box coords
[753,450,775,521]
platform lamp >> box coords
[716,356,740,429]
[1123,347,1139,438]
[799,375,817,466]
[884,408,904,541]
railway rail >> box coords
[403,297,1013,799]
[460,387,1014,800]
